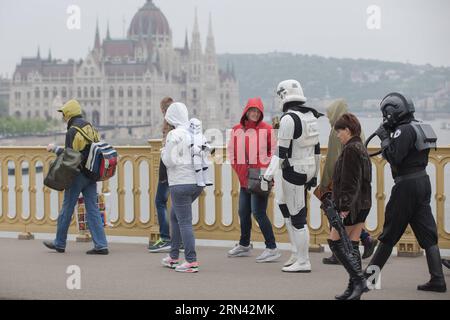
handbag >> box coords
[247,167,273,195]
[44,148,83,191]
[244,136,273,195]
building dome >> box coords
[128,0,171,40]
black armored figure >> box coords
[366,92,446,293]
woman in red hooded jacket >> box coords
[227,97,281,262]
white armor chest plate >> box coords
[288,111,319,163]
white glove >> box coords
[263,155,281,181]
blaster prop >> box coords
[365,123,392,158]
[364,132,383,157]
[320,192,353,255]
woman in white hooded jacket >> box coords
[160,102,204,273]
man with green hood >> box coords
[43,99,109,255]
[319,99,378,264]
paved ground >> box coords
[0,238,449,300]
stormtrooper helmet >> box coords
[276,79,307,110]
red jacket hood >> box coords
[230,97,273,188]
[240,97,264,127]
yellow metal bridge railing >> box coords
[0,141,449,256]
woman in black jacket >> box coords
[328,113,372,300]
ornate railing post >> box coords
[20,158,37,240]
[397,227,423,257]
[432,149,450,249]
[307,191,324,252]
[148,139,162,244]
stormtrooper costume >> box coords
[189,118,213,187]
[263,80,322,272]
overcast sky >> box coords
[1,0,449,76]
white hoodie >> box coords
[161,102,197,186]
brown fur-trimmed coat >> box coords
[332,136,372,223]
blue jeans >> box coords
[239,188,277,249]
[169,184,204,263]
[155,181,170,241]
[54,173,108,250]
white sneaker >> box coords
[283,253,298,267]
[174,261,199,273]
[256,248,281,263]
[227,244,252,257]
[161,255,182,269]
[282,260,311,273]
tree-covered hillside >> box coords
[218,53,450,112]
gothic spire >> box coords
[106,20,111,40]
[94,17,101,50]
[190,8,202,59]
[208,12,214,38]
[184,28,189,51]
[205,12,216,55]
[193,7,200,35]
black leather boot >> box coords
[328,239,367,300]
[334,242,361,300]
[335,278,353,300]
[417,245,447,293]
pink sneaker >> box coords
[175,261,199,273]
[161,256,181,269]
